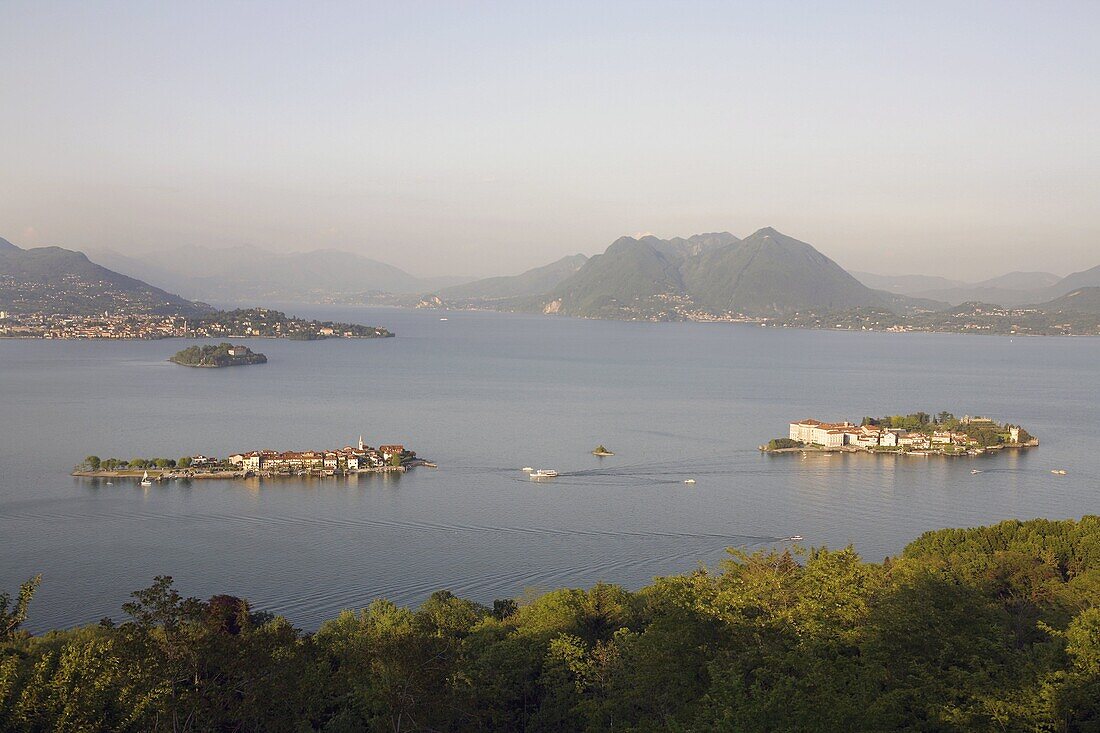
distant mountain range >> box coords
[852,267,1099,307]
[0,237,210,316]
[86,244,472,303]
[6,229,1100,331]
[423,228,934,320]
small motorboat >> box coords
[788,535,804,541]
[140,471,152,487]
[521,467,534,472]
[971,469,982,475]
[1052,469,1067,475]
[530,469,558,479]
[105,481,113,486]
[683,478,696,484]
[439,317,448,321]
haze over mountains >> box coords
[436,254,589,302]
[0,237,209,316]
[850,269,1098,307]
[5,228,1100,324]
[86,245,471,303]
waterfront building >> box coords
[380,444,405,460]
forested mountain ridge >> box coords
[1034,286,1100,315]
[681,227,885,315]
[3,516,1100,731]
[436,253,589,302]
[539,227,899,319]
[0,239,211,316]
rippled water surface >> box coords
[2,307,1098,631]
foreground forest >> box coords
[3,517,1100,732]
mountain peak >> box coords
[751,227,782,238]
[0,236,21,252]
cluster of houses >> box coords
[227,437,407,474]
[788,419,1019,451]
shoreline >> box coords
[72,459,436,481]
[759,443,1037,457]
[168,360,266,368]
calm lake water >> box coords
[2,307,1098,632]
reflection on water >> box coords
[2,307,1099,631]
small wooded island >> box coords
[763,412,1038,456]
[170,342,267,368]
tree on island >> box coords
[83,456,101,471]
[178,456,192,468]
[767,438,802,450]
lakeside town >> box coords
[0,308,392,340]
[764,413,1038,455]
[72,436,432,481]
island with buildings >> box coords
[764,413,1038,455]
[169,343,267,368]
[72,436,431,480]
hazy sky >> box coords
[2,1,1098,279]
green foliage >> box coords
[4,518,1100,730]
[177,456,192,468]
[862,412,1033,447]
[169,342,266,368]
[767,437,802,450]
[0,575,40,641]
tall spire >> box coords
[358,435,364,450]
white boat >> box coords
[788,535,804,541]
[105,481,113,486]
[439,317,448,321]
[683,478,696,484]
[521,467,534,472]
[530,469,558,479]
[971,469,982,474]
[140,471,152,487]
[1052,469,1067,475]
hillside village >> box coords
[0,308,392,340]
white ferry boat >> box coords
[529,469,558,479]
